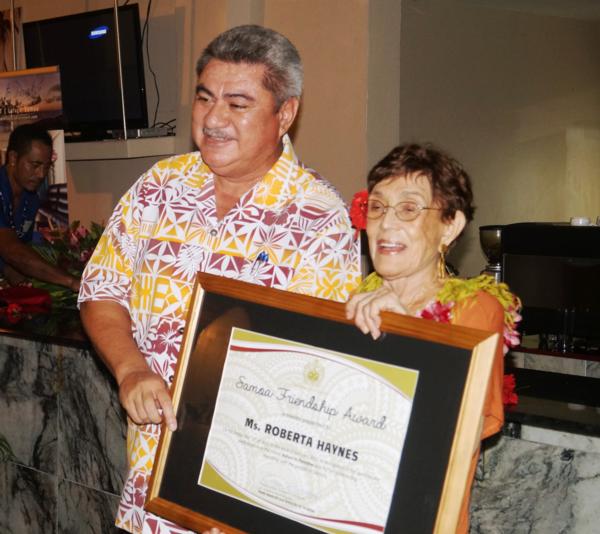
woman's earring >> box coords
[438,243,449,279]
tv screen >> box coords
[23,4,148,141]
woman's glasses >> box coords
[366,199,440,222]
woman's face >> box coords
[366,173,459,285]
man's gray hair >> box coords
[196,25,303,107]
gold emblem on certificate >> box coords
[198,328,419,533]
[303,359,324,385]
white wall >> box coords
[399,0,600,276]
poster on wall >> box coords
[0,65,63,134]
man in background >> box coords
[0,123,80,291]
[79,25,360,533]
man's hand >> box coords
[2,264,29,286]
[0,228,81,290]
[118,365,177,431]
[81,300,178,431]
[69,276,81,292]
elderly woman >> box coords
[346,143,520,534]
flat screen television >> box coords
[23,4,148,141]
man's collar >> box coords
[265,134,297,180]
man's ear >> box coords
[277,97,300,137]
[442,210,467,247]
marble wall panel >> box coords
[58,479,122,534]
[506,350,524,368]
[471,434,600,533]
[0,461,57,534]
[0,339,57,472]
[587,361,600,378]
[510,350,600,379]
[523,352,586,376]
[59,346,127,495]
[520,425,600,454]
[1,336,128,534]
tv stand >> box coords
[64,130,114,143]
[64,136,177,161]
[110,127,172,140]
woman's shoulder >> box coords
[439,275,521,334]
[439,275,518,308]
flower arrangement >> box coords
[37,220,104,274]
[33,220,104,308]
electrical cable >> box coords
[153,118,176,135]
[141,0,160,127]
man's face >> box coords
[9,140,53,193]
[192,59,298,181]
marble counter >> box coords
[0,307,89,347]
[0,333,127,533]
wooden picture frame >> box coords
[146,273,498,533]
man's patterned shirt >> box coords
[78,135,361,533]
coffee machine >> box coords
[479,225,503,283]
[479,223,600,354]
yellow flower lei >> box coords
[356,272,521,330]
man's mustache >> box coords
[203,128,232,141]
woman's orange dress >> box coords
[356,274,520,533]
[452,291,506,534]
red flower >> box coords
[502,373,518,406]
[419,300,453,323]
[350,189,369,238]
[6,303,23,324]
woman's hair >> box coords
[367,143,475,223]
[196,24,303,108]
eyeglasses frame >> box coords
[366,198,441,222]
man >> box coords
[0,123,80,291]
[79,25,360,533]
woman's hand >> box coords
[345,285,407,339]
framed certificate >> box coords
[146,273,498,533]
